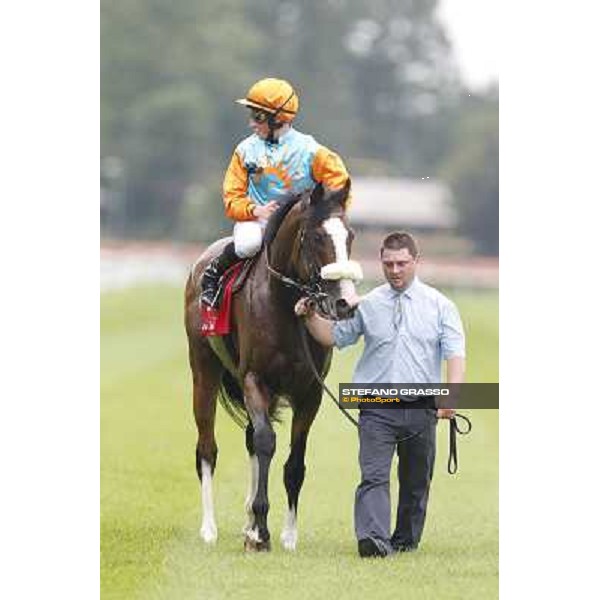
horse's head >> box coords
[267,179,362,320]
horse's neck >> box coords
[268,218,300,277]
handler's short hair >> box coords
[380,231,419,259]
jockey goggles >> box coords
[249,108,272,124]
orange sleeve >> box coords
[222,151,256,221]
[311,146,352,207]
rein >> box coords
[297,320,472,475]
[297,318,359,428]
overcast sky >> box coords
[436,0,498,90]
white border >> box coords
[2,2,99,598]
[501,2,599,597]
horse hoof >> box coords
[200,523,218,544]
[244,535,271,552]
[241,521,255,536]
[280,529,298,551]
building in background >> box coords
[349,177,456,233]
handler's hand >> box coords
[294,297,316,317]
[253,201,278,220]
[437,408,456,419]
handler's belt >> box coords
[396,396,436,409]
[358,395,435,410]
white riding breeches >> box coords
[233,220,267,258]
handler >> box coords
[295,231,466,557]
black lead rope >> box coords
[447,413,472,475]
[297,319,472,474]
[298,318,360,428]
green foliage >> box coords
[177,183,230,242]
[122,85,214,237]
[101,0,498,253]
[441,90,499,255]
[101,0,264,239]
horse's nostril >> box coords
[335,299,354,318]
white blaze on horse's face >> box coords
[321,217,362,306]
[322,218,349,262]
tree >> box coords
[101,0,263,238]
[101,0,494,245]
[342,0,461,174]
[441,89,499,255]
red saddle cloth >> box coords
[199,262,244,337]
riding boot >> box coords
[200,242,239,307]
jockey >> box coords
[200,77,351,307]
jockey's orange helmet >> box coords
[235,78,299,123]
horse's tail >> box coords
[218,371,284,427]
[218,371,248,429]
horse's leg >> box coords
[242,422,258,535]
[190,340,223,544]
[243,372,275,552]
[281,392,321,551]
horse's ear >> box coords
[309,182,325,206]
[329,177,352,208]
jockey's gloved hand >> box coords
[252,201,278,220]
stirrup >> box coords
[200,284,219,308]
[200,277,225,308]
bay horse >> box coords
[184,180,361,551]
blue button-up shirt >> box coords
[333,277,465,384]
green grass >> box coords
[101,285,498,599]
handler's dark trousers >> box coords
[355,404,437,554]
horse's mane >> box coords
[262,183,345,249]
[262,193,305,248]
[307,192,340,228]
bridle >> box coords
[267,259,339,319]
[265,217,358,321]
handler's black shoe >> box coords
[358,538,388,558]
[391,542,418,553]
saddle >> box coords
[199,258,256,337]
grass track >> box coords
[101,285,498,599]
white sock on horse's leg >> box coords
[242,455,259,534]
[199,459,218,543]
[280,506,298,551]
